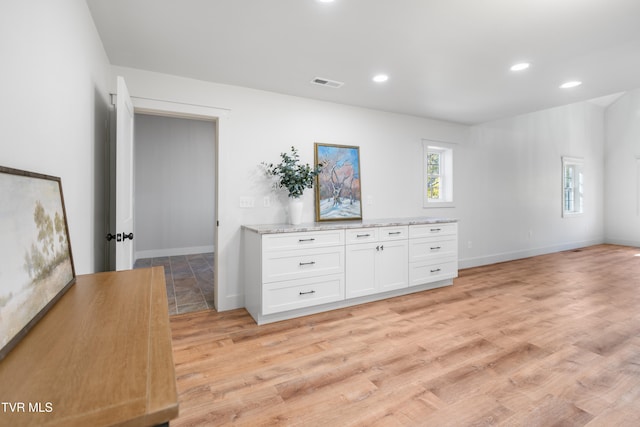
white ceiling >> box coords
[85,0,640,124]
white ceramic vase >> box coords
[288,198,303,225]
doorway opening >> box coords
[106,90,227,313]
[132,113,216,315]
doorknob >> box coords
[107,232,133,242]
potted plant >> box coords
[263,146,323,224]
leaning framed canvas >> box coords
[314,143,363,221]
[0,166,75,361]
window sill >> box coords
[424,201,455,209]
[562,212,584,218]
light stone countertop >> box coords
[242,217,457,234]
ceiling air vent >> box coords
[311,77,344,88]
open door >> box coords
[114,76,135,270]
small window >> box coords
[562,157,584,217]
[423,140,453,207]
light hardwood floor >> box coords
[169,244,640,426]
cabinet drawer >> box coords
[263,274,345,315]
[345,228,379,244]
[379,226,409,241]
[409,223,457,239]
[263,246,345,283]
[409,235,457,262]
[263,230,345,251]
[409,259,458,287]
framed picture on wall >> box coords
[0,166,75,361]
[314,143,363,221]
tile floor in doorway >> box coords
[134,252,214,315]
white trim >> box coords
[135,245,215,260]
[424,201,456,209]
[605,237,640,248]
[249,279,453,325]
[561,156,584,217]
[131,96,230,119]
[458,239,604,269]
[636,156,640,217]
[111,94,230,118]
[423,139,455,208]
[120,94,229,311]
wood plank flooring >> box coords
[169,244,640,426]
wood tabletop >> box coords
[0,267,178,427]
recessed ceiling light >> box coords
[510,62,530,71]
[373,74,389,83]
[316,0,335,3]
[560,81,582,89]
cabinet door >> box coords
[346,242,378,298]
[377,239,408,292]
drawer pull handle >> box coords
[388,231,401,235]
[299,290,316,295]
[299,261,316,266]
[430,268,441,273]
[298,238,316,242]
[430,228,442,232]
[430,246,442,250]
[356,233,370,238]
[376,245,384,251]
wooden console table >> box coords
[0,267,178,427]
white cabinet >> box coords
[377,240,409,291]
[346,226,408,298]
[262,274,344,315]
[244,229,345,323]
[243,219,457,325]
[408,223,458,287]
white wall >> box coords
[134,114,216,258]
[110,65,469,310]
[604,89,640,246]
[459,102,606,267]
[0,0,625,313]
[0,0,610,300]
[110,66,610,310]
[0,0,111,274]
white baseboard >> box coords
[218,293,244,312]
[458,239,604,270]
[135,245,215,260]
[603,238,640,248]
[245,279,453,324]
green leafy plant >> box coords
[263,146,323,198]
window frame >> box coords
[423,140,454,208]
[636,156,640,217]
[562,156,584,217]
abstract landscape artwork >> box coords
[0,167,75,360]
[314,143,362,221]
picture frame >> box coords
[314,143,363,221]
[0,166,75,361]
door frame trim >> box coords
[129,95,228,311]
